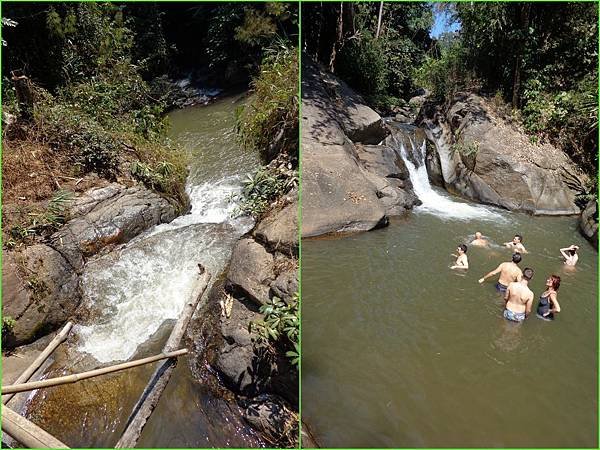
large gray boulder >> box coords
[254,200,298,256]
[2,245,79,347]
[226,238,275,306]
[580,199,598,249]
[301,56,393,237]
[420,93,586,215]
[50,184,178,269]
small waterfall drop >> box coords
[389,124,505,222]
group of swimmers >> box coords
[450,232,580,323]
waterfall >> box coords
[389,124,505,222]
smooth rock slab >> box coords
[226,238,274,306]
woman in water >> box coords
[537,275,561,320]
[560,245,579,266]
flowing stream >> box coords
[302,124,598,447]
[20,94,266,448]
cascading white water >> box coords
[76,177,253,363]
[76,97,260,363]
[393,130,506,221]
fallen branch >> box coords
[3,321,73,405]
[2,406,69,448]
[116,266,211,448]
[2,349,188,395]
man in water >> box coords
[451,244,469,269]
[478,253,523,293]
[503,267,535,322]
[471,231,488,247]
[560,244,579,266]
[504,234,527,253]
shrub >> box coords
[250,294,299,367]
[337,31,388,98]
[236,40,298,162]
[235,165,297,218]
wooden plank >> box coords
[115,267,211,448]
[2,349,188,395]
[2,406,69,448]
[3,321,73,405]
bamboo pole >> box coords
[116,267,211,448]
[2,349,188,395]
[2,406,69,448]
[3,321,73,405]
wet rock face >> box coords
[2,183,179,349]
[580,200,598,249]
[419,93,586,215]
[242,394,298,446]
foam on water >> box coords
[77,175,252,362]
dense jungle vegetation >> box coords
[2,2,298,247]
[303,2,598,179]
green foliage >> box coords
[337,31,388,98]
[9,190,73,243]
[451,141,479,158]
[413,40,473,101]
[235,165,298,219]
[236,41,298,162]
[2,316,16,332]
[250,294,299,367]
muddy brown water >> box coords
[18,94,265,447]
[302,198,598,447]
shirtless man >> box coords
[471,232,488,247]
[503,267,535,322]
[560,244,579,266]
[478,253,522,293]
[504,234,527,253]
[451,244,469,270]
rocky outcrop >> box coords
[2,183,178,348]
[419,93,586,215]
[189,189,299,446]
[50,184,178,270]
[301,54,418,237]
[580,199,598,249]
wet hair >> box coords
[514,234,523,243]
[568,248,577,255]
[512,253,522,264]
[522,267,534,281]
[458,244,467,253]
[549,274,561,291]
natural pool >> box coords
[302,188,597,447]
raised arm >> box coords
[559,247,570,260]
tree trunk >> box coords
[512,4,531,109]
[375,1,384,38]
[328,2,344,72]
[11,73,34,122]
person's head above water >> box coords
[522,267,534,281]
[513,234,523,244]
[458,244,467,254]
[511,253,522,264]
[569,245,579,255]
[546,274,561,291]
[475,232,483,239]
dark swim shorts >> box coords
[496,282,508,293]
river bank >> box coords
[3,94,298,447]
